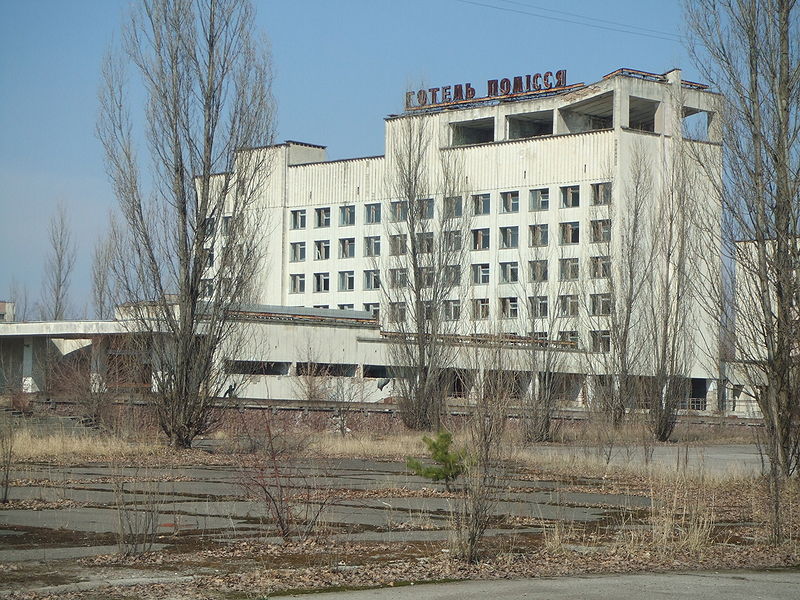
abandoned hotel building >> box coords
[1,67,746,415]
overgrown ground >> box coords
[0,408,798,599]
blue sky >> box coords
[0,0,696,317]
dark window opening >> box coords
[507,110,554,139]
[225,360,290,376]
[451,118,495,146]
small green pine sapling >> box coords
[406,431,464,491]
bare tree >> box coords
[92,219,118,320]
[39,203,76,321]
[685,0,800,542]
[98,0,275,448]
[8,278,30,322]
[382,115,469,430]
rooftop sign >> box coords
[405,69,569,111]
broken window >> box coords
[390,268,408,288]
[363,303,380,319]
[443,300,461,320]
[472,263,490,285]
[389,234,407,256]
[558,330,579,345]
[559,258,579,281]
[390,200,408,222]
[389,302,407,323]
[500,297,519,319]
[592,182,612,206]
[200,278,214,298]
[290,209,306,230]
[340,205,356,226]
[314,240,330,260]
[558,294,579,317]
[314,272,330,292]
[315,207,331,228]
[500,261,519,283]
[500,226,519,249]
[290,274,305,294]
[339,237,356,258]
[500,191,520,213]
[590,330,611,353]
[507,110,553,139]
[561,185,580,208]
[560,221,580,245]
[364,235,381,257]
[529,224,549,247]
[416,232,434,253]
[338,304,354,311]
[529,295,548,317]
[591,219,611,243]
[472,193,491,215]
[444,196,463,218]
[290,241,306,262]
[472,298,490,319]
[591,255,611,278]
[444,265,461,286]
[416,198,434,220]
[444,230,462,251]
[529,259,548,282]
[472,228,490,250]
[451,117,494,146]
[365,203,381,224]
[418,267,434,288]
[590,293,612,316]
[530,188,549,211]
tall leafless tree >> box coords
[686,0,800,542]
[98,0,275,448]
[382,115,470,430]
[39,203,76,321]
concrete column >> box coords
[613,90,630,130]
[21,336,39,393]
[90,336,109,394]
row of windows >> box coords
[288,220,611,262]
[287,183,612,230]
[289,255,611,293]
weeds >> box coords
[112,467,163,556]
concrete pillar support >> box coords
[21,336,39,393]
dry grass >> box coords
[308,431,426,460]
[10,428,150,462]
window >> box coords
[365,203,381,224]
[444,196,463,218]
[561,185,580,208]
[591,330,611,352]
[500,296,519,318]
[314,240,330,260]
[340,205,356,226]
[591,293,612,316]
[529,295,548,317]
[500,261,519,283]
[472,263,490,284]
[290,274,305,294]
[389,302,406,323]
[444,265,461,285]
[529,224,549,247]
[560,221,580,245]
[591,219,611,243]
[558,330,579,345]
[417,198,434,219]
[444,230,462,251]
[222,215,232,236]
[416,232,434,253]
[390,200,408,222]
[500,191,519,213]
[422,301,435,321]
[389,234,407,255]
[202,217,215,236]
[200,278,214,298]
[558,294,579,317]
[313,305,329,309]
[443,300,461,320]
[315,207,331,228]
[592,182,612,205]
[339,237,356,258]
[363,303,380,319]
[314,272,330,292]
[472,228,490,250]
[338,303,354,310]
[364,269,380,290]
[390,268,408,288]
[339,270,355,291]
[291,210,307,230]
[559,258,579,281]
[591,255,611,278]
[472,298,490,319]
[532,331,549,341]
[529,259,548,282]
[206,248,215,267]
[530,188,549,211]
[472,193,490,215]
[500,226,519,249]
[419,267,435,287]
[290,241,306,262]
[364,235,381,257]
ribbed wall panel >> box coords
[287,157,387,207]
